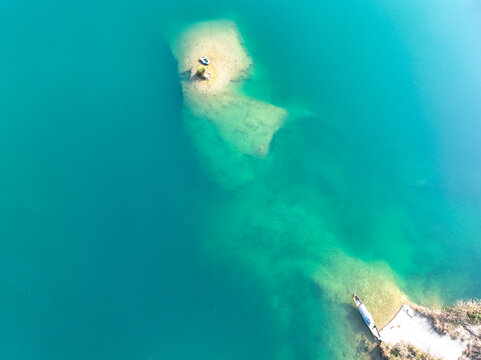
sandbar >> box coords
[172,20,287,157]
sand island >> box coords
[171,20,287,157]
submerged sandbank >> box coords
[172,20,287,157]
[168,18,477,360]
[314,251,408,329]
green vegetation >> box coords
[467,311,481,322]
[196,66,206,76]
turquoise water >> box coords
[1,0,481,359]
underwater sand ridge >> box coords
[170,19,415,359]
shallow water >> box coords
[1,0,481,359]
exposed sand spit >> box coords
[173,20,252,94]
[172,20,287,157]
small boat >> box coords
[353,293,382,341]
[199,56,210,65]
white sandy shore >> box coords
[380,305,466,360]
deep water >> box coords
[1,0,481,359]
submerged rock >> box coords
[195,66,211,80]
